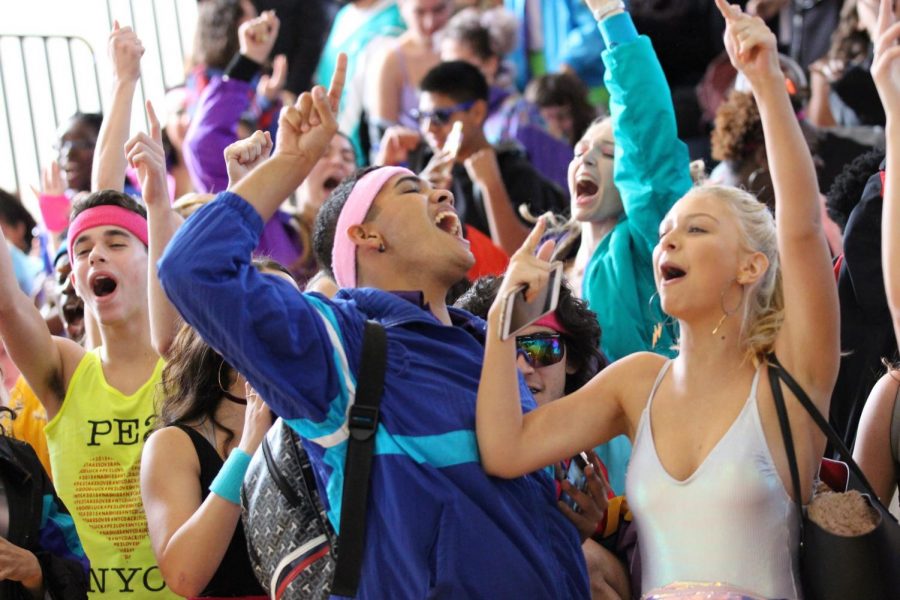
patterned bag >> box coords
[241,419,336,599]
[241,320,387,599]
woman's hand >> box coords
[715,0,780,85]
[238,383,272,456]
[0,537,42,594]
[488,217,556,323]
[125,101,169,207]
[871,0,900,116]
[224,130,273,189]
[557,451,613,542]
[258,54,288,103]
[238,10,279,65]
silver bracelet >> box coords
[593,1,625,22]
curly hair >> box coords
[825,147,885,232]
[827,0,872,69]
[442,7,518,60]
[454,275,607,394]
[711,90,763,163]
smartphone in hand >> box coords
[559,452,590,512]
[499,261,564,340]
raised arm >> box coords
[125,101,182,357]
[718,0,839,390]
[465,148,529,254]
[92,21,144,192]
[873,0,900,344]
[0,231,81,418]
[586,1,692,255]
[476,221,628,477]
[230,54,346,221]
[182,11,279,193]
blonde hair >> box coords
[688,185,784,365]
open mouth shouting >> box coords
[434,209,463,239]
[89,272,119,300]
[659,262,687,285]
[575,176,600,207]
[322,175,342,193]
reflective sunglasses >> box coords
[516,332,565,368]
[410,100,476,127]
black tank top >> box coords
[174,425,265,597]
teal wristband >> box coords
[209,448,252,505]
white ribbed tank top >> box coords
[626,361,802,599]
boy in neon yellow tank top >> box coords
[0,188,180,599]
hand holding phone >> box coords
[499,261,563,340]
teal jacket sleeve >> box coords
[603,23,693,259]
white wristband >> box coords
[593,1,625,22]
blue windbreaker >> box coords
[158,192,590,599]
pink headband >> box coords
[67,205,149,262]
[533,312,568,335]
[332,166,414,288]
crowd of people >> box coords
[0,0,898,598]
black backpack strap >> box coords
[331,320,388,597]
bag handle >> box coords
[767,360,805,538]
[331,320,388,597]
[767,354,892,514]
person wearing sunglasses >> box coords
[455,276,630,599]
[378,61,567,259]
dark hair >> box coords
[420,61,489,104]
[828,1,871,69]
[825,148,885,232]
[524,73,597,146]
[193,0,244,70]
[0,188,37,250]
[64,112,103,139]
[70,189,147,221]
[157,258,287,450]
[454,275,607,394]
[313,166,379,276]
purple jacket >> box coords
[183,76,304,275]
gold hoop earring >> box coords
[712,281,745,336]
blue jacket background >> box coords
[158,193,589,599]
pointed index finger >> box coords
[522,215,548,255]
[145,100,161,145]
[714,0,739,20]
[328,53,348,113]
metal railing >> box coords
[0,0,197,196]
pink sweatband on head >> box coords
[67,205,149,262]
[533,312,568,335]
[332,166,415,288]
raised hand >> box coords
[492,216,556,315]
[257,54,288,102]
[224,130,273,188]
[556,451,613,542]
[581,0,625,21]
[871,0,900,115]
[125,101,168,207]
[715,0,780,84]
[239,10,279,65]
[274,53,347,163]
[238,383,272,455]
[108,20,144,84]
[39,161,65,196]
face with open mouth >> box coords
[54,256,85,341]
[299,134,356,215]
[70,225,148,325]
[567,119,622,223]
[653,190,752,319]
[363,173,474,285]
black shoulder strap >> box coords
[767,354,889,514]
[767,360,805,538]
[331,320,388,597]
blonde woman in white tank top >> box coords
[475,2,840,598]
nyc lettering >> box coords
[89,565,167,593]
[86,415,155,446]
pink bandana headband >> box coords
[332,166,414,288]
[67,205,149,262]
[533,312,568,335]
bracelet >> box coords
[593,1,625,22]
[209,448,252,505]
